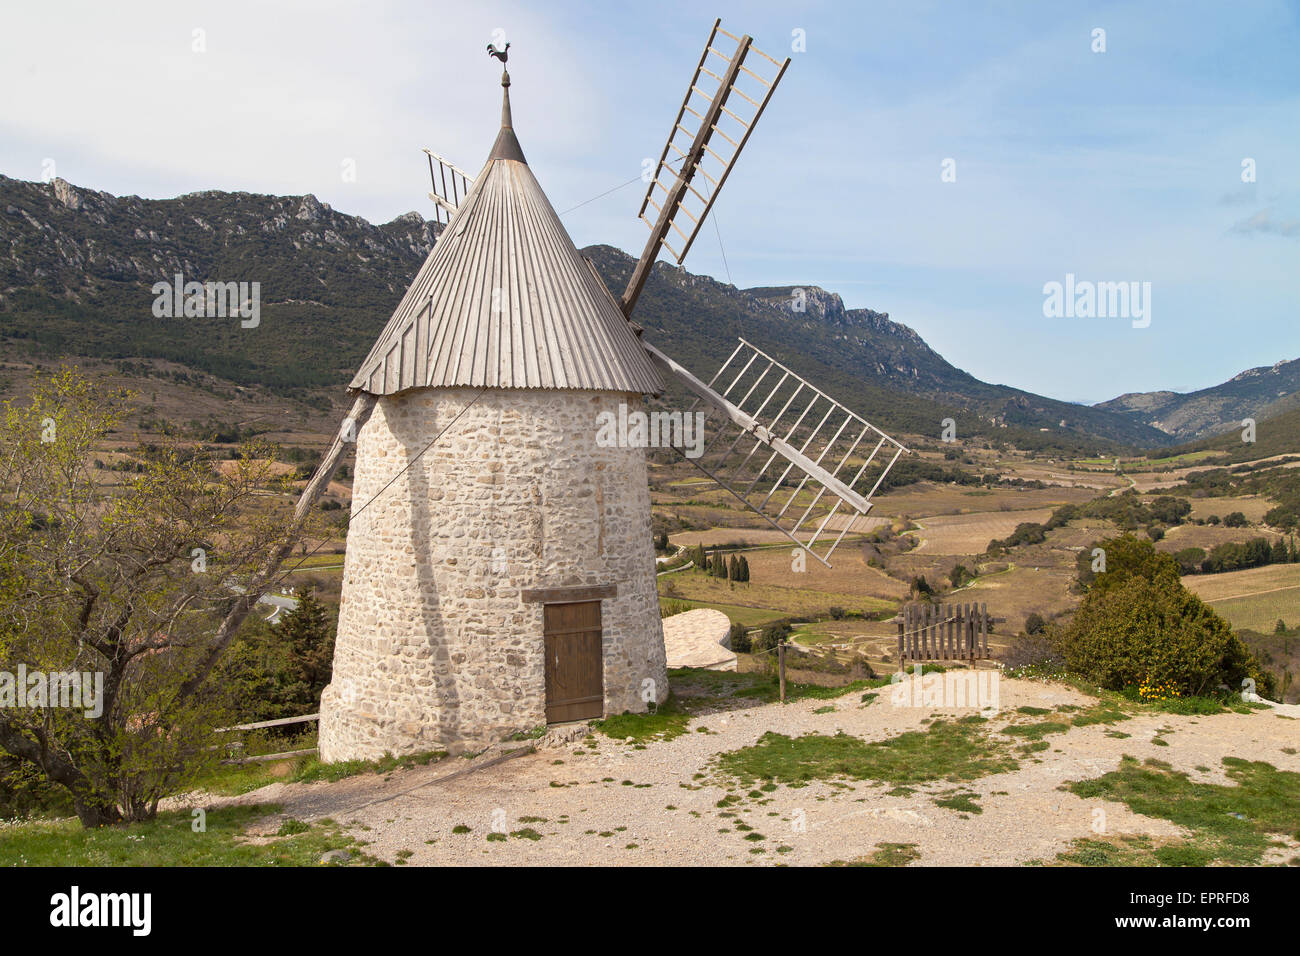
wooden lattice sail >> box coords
[618,19,908,566]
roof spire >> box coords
[500,68,513,129]
[486,42,525,163]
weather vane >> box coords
[486,41,510,63]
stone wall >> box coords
[319,387,668,761]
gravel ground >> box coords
[196,678,1300,866]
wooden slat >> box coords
[544,600,603,723]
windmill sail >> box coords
[610,19,901,566]
[620,19,790,316]
[422,148,474,224]
[646,339,909,567]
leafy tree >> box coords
[0,370,302,826]
[1148,496,1191,525]
[1223,511,1248,528]
[1173,547,1206,575]
[1263,506,1296,531]
[1024,613,1047,635]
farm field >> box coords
[1158,523,1285,553]
[660,571,896,622]
[908,508,1057,554]
[1185,495,1278,523]
[864,482,1097,519]
[1185,564,1300,633]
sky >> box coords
[1,0,1297,404]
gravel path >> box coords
[196,678,1300,866]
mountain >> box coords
[586,246,1169,449]
[1099,358,1300,443]
[0,175,436,397]
[1146,404,1300,465]
[0,175,1179,450]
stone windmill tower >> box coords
[316,22,907,760]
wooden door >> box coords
[543,601,604,723]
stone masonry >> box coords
[318,386,668,760]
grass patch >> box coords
[934,791,982,814]
[1001,721,1071,741]
[592,695,691,742]
[1066,756,1300,865]
[828,842,921,866]
[714,720,1018,787]
[0,805,373,866]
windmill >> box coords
[297,20,911,760]
[421,19,909,566]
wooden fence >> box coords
[214,713,319,764]
[896,602,990,667]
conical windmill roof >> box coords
[350,74,663,396]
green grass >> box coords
[592,695,692,742]
[934,791,982,814]
[0,805,374,866]
[1066,755,1300,865]
[827,842,921,866]
[713,719,1018,787]
[1049,835,1215,868]
[1001,721,1072,741]
[656,598,788,627]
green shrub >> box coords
[1057,536,1274,698]
[751,620,792,654]
[729,622,752,654]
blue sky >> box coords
[1,0,1296,403]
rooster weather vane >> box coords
[486,42,510,63]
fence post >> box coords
[778,642,787,703]
[980,602,988,658]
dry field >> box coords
[1158,523,1285,553]
[661,571,896,622]
[867,482,1096,520]
[1184,563,1300,603]
[908,508,1058,554]
[1185,495,1278,523]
